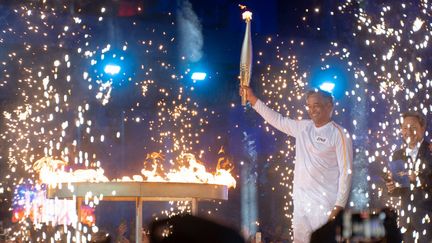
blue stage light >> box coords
[191,72,206,81]
[310,65,348,99]
[319,82,336,93]
[104,64,121,75]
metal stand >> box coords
[136,197,143,243]
[49,182,228,243]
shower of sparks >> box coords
[331,0,431,203]
[0,2,235,241]
[238,0,431,240]
[320,0,432,240]
[250,37,308,239]
[2,0,432,241]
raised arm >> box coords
[241,86,306,137]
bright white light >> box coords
[191,72,206,80]
[104,64,121,75]
[319,82,336,93]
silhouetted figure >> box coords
[310,208,402,243]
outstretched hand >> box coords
[239,86,258,106]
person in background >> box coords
[385,111,432,242]
[116,221,130,243]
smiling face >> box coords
[306,93,333,127]
[401,116,425,148]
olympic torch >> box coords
[240,10,252,106]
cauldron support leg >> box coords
[191,198,198,215]
[135,197,143,243]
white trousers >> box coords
[292,201,331,243]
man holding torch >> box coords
[238,8,353,242]
[240,86,353,243]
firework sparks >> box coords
[0,2,236,241]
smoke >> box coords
[177,0,203,63]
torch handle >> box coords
[241,87,248,106]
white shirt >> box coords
[405,140,422,161]
[253,99,353,208]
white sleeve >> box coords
[334,128,353,207]
[252,99,305,138]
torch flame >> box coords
[242,11,252,21]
